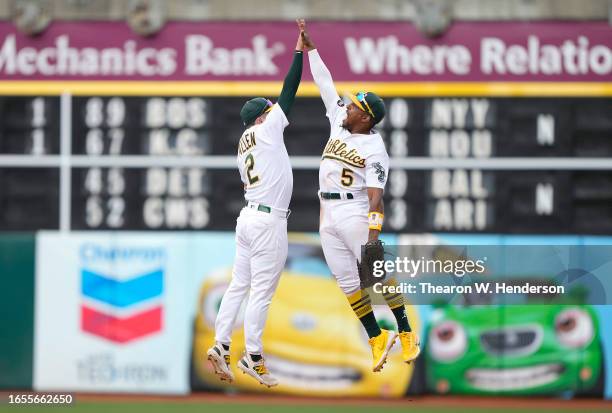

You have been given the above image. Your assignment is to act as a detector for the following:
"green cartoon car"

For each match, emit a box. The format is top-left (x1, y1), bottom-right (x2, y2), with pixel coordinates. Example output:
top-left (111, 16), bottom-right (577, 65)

top-left (425, 303), bottom-right (604, 396)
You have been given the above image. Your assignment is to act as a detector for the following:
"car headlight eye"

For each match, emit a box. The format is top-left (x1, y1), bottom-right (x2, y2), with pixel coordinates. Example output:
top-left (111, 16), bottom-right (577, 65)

top-left (555, 308), bottom-right (594, 348)
top-left (437, 326), bottom-right (455, 342)
top-left (557, 317), bottom-right (576, 332)
top-left (429, 321), bottom-right (467, 362)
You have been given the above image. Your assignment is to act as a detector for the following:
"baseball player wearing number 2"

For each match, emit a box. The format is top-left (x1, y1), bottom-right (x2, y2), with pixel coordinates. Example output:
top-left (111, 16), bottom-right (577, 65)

top-left (299, 20), bottom-right (420, 372)
top-left (206, 26), bottom-right (304, 388)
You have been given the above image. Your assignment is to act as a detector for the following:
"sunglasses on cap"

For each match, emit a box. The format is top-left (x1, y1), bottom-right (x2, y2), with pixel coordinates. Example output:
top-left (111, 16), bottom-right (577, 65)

top-left (264, 99), bottom-right (274, 113)
top-left (350, 91), bottom-right (375, 118)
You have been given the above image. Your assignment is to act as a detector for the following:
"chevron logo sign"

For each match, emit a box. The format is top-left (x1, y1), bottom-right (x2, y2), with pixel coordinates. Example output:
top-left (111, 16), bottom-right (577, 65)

top-left (79, 244), bottom-right (166, 344)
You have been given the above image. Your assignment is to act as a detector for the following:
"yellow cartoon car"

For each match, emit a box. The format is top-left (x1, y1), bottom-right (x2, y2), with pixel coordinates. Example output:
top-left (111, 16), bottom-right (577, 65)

top-left (191, 235), bottom-right (420, 396)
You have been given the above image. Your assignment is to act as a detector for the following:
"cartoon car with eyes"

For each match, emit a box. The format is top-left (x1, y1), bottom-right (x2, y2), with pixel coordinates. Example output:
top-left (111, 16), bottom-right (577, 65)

top-left (426, 303), bottom-right (604, 396)
top-left (191, 236), bottom-right (421, 396)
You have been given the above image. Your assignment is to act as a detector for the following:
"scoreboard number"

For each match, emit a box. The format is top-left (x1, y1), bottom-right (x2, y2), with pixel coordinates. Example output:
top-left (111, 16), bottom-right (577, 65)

top-left (30, 97), bottom-right (47, 155)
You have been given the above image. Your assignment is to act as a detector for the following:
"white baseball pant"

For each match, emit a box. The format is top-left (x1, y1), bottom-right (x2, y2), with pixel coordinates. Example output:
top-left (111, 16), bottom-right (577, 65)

top-left (319, 197), bottom-right (370, 296)
top-left (214, 205), bottom-right (288, 354)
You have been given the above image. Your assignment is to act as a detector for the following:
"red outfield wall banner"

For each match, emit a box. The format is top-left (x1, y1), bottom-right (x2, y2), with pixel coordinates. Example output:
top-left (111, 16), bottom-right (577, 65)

top-left (0, 21), bottom-right (610, 82)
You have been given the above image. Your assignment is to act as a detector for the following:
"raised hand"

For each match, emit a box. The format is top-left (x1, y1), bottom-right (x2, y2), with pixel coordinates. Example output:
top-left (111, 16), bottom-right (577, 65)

top-left (295, 18), bottom-right (304, 51)
top-left (296, 18), bottom-right (315, 50)
top-left (296, 18), bottom-right (306, 33)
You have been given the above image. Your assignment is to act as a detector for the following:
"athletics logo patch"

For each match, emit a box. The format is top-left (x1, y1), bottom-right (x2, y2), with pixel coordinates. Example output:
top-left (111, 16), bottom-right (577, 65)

top-left (373, 162), bottom-right (386, 183)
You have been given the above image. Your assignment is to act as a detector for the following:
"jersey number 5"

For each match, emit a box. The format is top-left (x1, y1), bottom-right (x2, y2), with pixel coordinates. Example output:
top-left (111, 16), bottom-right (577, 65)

top-left (341, 168), bottom-right (353, 187)
top-left (245, 153), bottom-right (259, 185)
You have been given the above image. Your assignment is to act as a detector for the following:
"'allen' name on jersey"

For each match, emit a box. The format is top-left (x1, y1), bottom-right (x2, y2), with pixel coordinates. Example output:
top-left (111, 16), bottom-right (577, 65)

top-left (238, 131), bottom-right (257, 155)
top-left (322, 139), bottom-right (366, 168)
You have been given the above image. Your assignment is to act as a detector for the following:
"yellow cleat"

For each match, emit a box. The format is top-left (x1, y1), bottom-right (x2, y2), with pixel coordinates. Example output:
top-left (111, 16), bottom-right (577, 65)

top-left (368, 329), bottom-right (398, 372)
top-left (399, 331), bottom-right (420, 363)
top-left (237, 354), bottom-right (279, 388)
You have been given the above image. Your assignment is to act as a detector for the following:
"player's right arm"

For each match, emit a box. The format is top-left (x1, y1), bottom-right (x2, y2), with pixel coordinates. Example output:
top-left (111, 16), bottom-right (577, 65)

top-left (298, 19), bottom-right (342, 120)
top-left (260, 30), bottom-right (303, 142)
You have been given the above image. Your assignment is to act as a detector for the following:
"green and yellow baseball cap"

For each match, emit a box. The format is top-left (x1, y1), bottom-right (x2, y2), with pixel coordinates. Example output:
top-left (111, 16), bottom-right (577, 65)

top-left (349, 91), bottom-right (385, 124)
top-left (240, 97), bottom-right (273, 126)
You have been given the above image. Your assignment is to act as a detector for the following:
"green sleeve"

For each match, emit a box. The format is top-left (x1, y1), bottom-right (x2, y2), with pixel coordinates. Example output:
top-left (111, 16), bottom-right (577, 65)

top-left (277, 51), bottom-right (303, 117)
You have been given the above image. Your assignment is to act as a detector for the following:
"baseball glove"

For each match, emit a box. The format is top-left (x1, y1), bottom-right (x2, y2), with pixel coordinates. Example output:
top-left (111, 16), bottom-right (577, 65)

top-left (357, 240), bottom-right (386, 289)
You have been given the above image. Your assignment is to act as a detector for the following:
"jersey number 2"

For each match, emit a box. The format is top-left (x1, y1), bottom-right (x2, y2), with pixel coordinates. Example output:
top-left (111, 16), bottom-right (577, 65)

top-left (245, 153), bottom-right (259, 185)
top-left (341, 168), bottom-right (353, 187)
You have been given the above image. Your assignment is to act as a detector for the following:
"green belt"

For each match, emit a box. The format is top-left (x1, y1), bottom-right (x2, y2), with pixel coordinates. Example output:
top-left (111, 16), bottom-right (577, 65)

top-left (320, 192), bottom-right (354, 200)
top-left (246, 202), bottom-right (271, 213)
top-left (246, 201), bottom-right (292, 218)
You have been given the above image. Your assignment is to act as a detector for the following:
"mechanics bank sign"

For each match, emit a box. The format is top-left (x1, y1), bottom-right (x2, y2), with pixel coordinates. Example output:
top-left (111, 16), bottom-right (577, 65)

top-left (0, 21), bottom-right (609, 81)
top-left (79, 244), bottom-right (165, 344)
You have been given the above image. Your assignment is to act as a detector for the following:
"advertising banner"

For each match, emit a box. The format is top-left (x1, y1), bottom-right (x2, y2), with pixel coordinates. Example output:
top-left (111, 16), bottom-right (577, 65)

top-left (0, 21), bottom-right (610, 82)
top-left (34, 232), bottom-right (192, 394)
top-left (187, 232), bottom-right (612, 398)
top-left (33, 231), bottom-right (612, 398)
top-left (398, 234), bottom-right (612, 398)
top-left (187, 232), bottom-right (424, 397)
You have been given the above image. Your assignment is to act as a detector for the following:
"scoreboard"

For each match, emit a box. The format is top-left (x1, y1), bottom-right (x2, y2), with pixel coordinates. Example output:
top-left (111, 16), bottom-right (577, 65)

top-left (0, 94), bottom-right (611, 233)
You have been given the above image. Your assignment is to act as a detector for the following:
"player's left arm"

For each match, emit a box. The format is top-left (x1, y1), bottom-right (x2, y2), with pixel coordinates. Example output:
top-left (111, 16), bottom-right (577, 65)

top-left (365, 149), bottom-right (389, 241)
top-left (367, 188), bottom-right (384, 242)
top-left (260, 30), bottom-right (303, 143)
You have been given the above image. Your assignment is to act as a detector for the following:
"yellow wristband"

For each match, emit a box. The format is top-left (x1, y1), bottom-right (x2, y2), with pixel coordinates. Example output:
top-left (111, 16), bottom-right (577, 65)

top-left (368, 212), bottom-right (384, 231)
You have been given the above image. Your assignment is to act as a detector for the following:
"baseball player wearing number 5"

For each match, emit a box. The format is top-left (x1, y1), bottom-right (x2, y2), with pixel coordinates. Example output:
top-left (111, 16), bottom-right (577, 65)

top-left (206, 27), bottom-right (304, 388)
top-left (299, 20), bottom-right (420, 372)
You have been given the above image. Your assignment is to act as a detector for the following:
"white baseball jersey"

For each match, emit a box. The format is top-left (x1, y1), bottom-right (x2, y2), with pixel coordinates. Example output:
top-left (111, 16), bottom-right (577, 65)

top-left (237, 103), bottom-right (292, 210)
top-left (309, 49), bottom-right (390, 296)
top-left (308, 50), bottom-right (389, 197)
top-left (319, 111), bottom-right (389, 195)
top-left (215, 103), bottom-right (291, 354)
